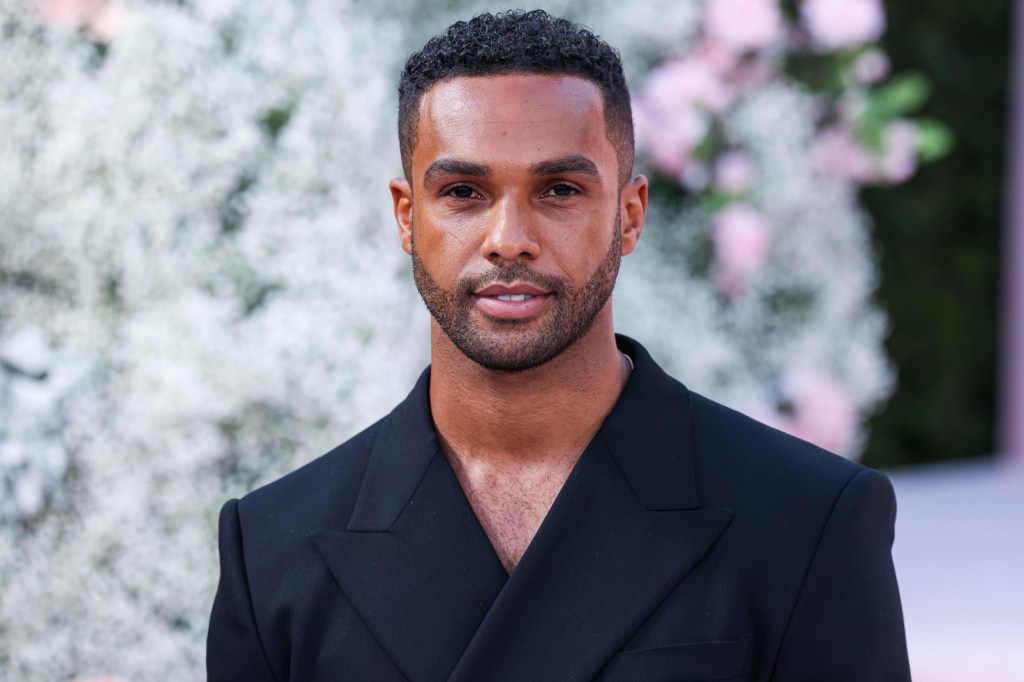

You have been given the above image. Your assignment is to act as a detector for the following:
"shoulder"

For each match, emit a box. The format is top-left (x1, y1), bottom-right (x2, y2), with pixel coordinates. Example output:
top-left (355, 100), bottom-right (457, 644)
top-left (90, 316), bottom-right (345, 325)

top-left (686, 390), bottom-right (892, 526)
top-left (235, 416), bottom-right (385, 536)
top-left (617, 335), bottom-right (884, 516)
top-left (689, 391), bottom-right (862, 481)
top-left (224, 366), bottom-right (435, 544)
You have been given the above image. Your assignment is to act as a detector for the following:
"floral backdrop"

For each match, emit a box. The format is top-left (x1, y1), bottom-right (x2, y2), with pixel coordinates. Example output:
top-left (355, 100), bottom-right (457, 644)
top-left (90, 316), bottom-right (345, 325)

top-left (0, 0), bottom-right (946, 678)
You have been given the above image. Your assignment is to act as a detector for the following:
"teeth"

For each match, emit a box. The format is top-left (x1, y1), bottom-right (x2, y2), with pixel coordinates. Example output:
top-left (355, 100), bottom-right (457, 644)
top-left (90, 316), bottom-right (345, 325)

top-left (497, 294), bottom-right (532, 302)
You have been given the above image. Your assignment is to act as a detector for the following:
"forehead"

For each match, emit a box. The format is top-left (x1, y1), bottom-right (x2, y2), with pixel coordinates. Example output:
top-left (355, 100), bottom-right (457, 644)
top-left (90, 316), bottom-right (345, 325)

top-left (412, 74), bottom-right (615, 177)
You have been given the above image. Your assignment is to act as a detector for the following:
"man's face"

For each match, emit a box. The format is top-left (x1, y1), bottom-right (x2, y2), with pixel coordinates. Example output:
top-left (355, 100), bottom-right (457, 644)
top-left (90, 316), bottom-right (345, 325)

top-left (391, 74), bottom-right (645, 371)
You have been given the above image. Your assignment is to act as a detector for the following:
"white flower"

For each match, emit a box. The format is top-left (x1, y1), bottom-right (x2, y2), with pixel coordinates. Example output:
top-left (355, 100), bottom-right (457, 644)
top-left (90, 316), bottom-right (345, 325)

top-left (0, 330), bottom-right (75, 524)
top-left (0, 328), bottom-right (52, 378)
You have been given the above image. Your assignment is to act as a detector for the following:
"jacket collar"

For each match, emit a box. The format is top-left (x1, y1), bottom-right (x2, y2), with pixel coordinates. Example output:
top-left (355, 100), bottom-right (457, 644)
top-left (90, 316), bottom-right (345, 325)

top-left (602, 335), bottom-right (699, 510)
top-left (346, 365), bottom-right (437, 532)
top-left (346, 334), bottom-right (699, 533)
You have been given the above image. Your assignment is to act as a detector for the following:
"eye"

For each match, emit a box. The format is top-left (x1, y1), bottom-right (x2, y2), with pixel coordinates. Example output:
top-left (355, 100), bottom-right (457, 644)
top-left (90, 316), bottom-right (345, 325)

top-left (445, 184), bottom-right (479, 199)
top-left (545, 183), bottom-right (580, 198)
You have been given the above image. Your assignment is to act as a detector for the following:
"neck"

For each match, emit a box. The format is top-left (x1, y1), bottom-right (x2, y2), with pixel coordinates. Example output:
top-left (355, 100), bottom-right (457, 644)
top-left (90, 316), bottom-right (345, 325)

top-left (428, 310), bottom-right (629, 466)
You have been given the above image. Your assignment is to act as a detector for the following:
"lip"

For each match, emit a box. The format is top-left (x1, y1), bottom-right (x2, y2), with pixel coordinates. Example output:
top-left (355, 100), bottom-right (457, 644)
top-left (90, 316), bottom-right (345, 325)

top-left (473, 282), bottom-right (551, 320)
top-left (473, 282), bottom-right (548, 297)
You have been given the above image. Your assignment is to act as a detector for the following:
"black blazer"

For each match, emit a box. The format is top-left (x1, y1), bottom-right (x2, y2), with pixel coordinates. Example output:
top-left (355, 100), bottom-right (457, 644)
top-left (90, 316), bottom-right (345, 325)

top-left (208, 336), bottom-right (910, 681)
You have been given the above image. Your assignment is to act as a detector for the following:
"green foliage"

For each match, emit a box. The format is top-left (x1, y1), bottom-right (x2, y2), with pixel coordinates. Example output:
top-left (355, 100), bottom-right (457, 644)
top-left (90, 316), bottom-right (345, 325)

top-left (260, 104), bottom-right (293, 142)
top-left (870, 72), bottom-right (931, 117)
top-left (914, 118), bottom-right (955, 161)
top-left (859, 73), bottom-right (930, 151)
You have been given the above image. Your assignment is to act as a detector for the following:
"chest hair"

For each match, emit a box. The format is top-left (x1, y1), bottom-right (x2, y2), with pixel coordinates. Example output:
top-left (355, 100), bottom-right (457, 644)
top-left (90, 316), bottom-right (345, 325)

top-left (454, 458), bottom-right (577, 574)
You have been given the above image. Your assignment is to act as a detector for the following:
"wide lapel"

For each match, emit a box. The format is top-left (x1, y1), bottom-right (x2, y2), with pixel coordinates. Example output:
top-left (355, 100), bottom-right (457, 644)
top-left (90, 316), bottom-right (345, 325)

top-left (310, 369), bottom-right (508, 682)
top-left (449, 337), bottom-right (734, 682)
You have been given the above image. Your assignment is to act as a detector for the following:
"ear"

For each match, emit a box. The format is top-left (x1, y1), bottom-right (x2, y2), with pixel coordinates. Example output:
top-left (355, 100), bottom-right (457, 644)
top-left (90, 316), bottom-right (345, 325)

top-left (619, 175), bottom-right (648, 256)
top-left (390, 177), bottom-right (414, 255)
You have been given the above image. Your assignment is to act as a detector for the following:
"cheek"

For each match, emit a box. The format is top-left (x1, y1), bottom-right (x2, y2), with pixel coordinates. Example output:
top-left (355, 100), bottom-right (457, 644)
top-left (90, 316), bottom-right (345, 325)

top-left (549, 210), bottom-right (618, 278)
top-left (413, 210), bottom-right (480, 276)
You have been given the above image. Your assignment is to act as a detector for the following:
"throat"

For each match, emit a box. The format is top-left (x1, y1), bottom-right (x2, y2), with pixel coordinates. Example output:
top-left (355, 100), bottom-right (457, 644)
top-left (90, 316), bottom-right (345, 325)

top-left (443, 444), bottom-right (580, 574)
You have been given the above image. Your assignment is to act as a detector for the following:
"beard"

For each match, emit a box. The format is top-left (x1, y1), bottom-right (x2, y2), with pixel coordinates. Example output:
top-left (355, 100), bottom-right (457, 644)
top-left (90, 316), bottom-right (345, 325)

top-left (411, 216), bottom-right (622, 373)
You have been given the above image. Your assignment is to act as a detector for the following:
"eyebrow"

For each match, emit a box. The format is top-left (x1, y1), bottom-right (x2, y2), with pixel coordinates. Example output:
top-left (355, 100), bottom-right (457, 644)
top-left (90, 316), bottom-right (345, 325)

top-left (422, 154), bottom-right (602, 185)
top-left (530, 155), bottom-right (601, 179)
top-left (423, 158), bottom-right (488, 185)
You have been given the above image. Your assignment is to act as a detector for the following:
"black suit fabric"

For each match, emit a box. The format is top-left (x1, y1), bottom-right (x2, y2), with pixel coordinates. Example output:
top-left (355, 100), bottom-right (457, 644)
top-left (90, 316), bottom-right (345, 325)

top-left (208, 336), bottom-right (910, 681)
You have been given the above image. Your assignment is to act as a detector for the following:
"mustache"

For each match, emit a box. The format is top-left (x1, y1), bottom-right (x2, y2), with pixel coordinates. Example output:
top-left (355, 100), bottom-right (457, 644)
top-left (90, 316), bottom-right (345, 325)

top-left (456, 262), bottom-right (567, 294)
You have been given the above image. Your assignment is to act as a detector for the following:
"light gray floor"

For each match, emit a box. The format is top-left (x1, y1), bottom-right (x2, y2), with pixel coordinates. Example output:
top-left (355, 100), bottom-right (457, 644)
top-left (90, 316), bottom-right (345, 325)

top-left (889, 461), bottom-right (1024, 681)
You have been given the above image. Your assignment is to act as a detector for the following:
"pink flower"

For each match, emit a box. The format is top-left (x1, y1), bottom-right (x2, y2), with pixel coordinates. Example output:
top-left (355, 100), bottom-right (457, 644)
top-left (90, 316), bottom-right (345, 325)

top-left (779, 367), bottom-right (858, 455)
top-left (876, 120), bottom-right (919, 184)
top-left (710, 204), bottom-right (772, 297)
top-left (694, 39), bottom-right (742, 77)
top-left (812, 125), bottom-right (873, 180)
top-left (714, 151), bottom-right (754, 193)
top-left (634, 57), bottom-right (735, 179)
top-left (704, 0), bottom-right (786, 53)
top-left (39, 0), bottom-right (102, 27)
top-left (644, 57), bottom-right (735, 114)
top-left (850, 48), bottom-right (891, 84)
top-left (801, 0), bottom-right (886, 50)
top-left (39, 0), bottom-right (134, 42)
top-left (813, 122), bottom-right (919, 185)
top-left (633, 97), bottom-right (708, 178)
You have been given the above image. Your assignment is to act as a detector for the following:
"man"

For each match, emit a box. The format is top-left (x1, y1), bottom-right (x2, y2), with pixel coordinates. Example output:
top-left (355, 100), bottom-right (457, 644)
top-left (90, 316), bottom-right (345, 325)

top-left (208, 10), bottom-right (910, 681)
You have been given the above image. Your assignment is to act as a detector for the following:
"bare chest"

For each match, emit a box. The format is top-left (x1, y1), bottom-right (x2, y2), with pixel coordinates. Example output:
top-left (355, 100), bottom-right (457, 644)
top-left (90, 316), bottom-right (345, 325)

top-left (454, 461), bottom-right (575, 574)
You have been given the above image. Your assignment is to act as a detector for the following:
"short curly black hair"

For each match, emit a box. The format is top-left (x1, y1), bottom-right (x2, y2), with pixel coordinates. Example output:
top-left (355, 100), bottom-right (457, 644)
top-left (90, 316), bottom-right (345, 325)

top-left (398, 10), bottom-right (634, 184)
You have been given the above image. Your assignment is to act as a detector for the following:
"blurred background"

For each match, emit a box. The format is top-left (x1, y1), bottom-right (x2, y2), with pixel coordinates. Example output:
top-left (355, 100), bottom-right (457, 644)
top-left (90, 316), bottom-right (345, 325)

top-left (0, 0), bottom-right (1020, 679)
top-left (863, 0), bottom-right (1008, 471)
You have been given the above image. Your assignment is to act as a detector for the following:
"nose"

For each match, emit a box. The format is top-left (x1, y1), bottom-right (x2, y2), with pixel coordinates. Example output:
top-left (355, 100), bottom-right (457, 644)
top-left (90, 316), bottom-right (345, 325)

top-left (480, 196), bottom-right (540, 264)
